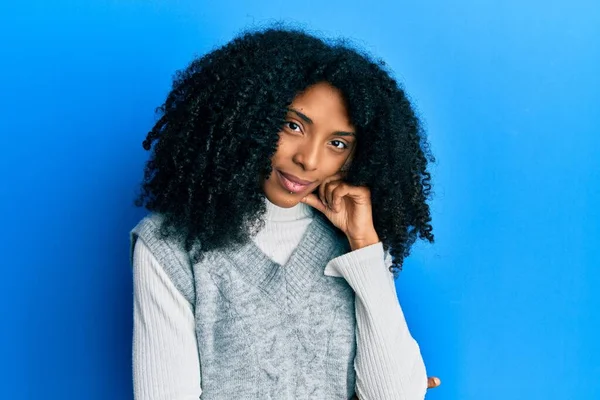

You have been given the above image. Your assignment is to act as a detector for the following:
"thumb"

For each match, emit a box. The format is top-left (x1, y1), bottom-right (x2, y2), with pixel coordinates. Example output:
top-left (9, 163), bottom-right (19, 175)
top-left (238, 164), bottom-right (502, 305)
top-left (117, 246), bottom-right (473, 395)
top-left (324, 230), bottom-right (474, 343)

top-left (427, 377), bottom-right (441, 389)
top-left (300, 193), bottom-right (327, 214)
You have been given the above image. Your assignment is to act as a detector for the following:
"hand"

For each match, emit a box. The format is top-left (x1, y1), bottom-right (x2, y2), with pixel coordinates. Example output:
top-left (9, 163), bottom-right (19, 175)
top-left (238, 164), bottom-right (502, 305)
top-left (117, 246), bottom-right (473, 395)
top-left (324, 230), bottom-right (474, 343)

top-left (428, 376), bottom-right (441, 388)
top-left (350, 377), bottom-right (441, 399)
top-left (300, 174), bottom-right (379, 250)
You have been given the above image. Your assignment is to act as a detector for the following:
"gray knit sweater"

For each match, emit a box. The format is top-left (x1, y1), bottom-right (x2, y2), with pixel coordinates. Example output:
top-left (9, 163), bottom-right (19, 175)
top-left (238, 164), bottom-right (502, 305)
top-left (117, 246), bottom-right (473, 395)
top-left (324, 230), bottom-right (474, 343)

top-left (130, 205), bottom-right (428, 399)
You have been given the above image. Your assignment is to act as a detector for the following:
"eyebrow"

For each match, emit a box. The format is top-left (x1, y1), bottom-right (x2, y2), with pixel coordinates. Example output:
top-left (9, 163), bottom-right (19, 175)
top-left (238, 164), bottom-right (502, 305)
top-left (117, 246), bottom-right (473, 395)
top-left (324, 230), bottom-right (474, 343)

top-left (288, 108), bottom-right (356, 137)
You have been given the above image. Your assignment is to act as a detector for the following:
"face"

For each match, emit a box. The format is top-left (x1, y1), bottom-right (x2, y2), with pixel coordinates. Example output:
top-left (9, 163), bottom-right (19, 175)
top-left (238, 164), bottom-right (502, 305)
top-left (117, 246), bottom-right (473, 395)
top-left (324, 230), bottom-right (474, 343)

top-left (262, 81), bottom-right (357, 208)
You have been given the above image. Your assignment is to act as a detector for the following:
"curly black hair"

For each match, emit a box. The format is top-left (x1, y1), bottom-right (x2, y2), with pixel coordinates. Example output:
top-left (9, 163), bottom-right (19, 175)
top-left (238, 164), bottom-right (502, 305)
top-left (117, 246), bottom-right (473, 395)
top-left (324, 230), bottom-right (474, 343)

top-left (134, 26), bottom-right (435, 276)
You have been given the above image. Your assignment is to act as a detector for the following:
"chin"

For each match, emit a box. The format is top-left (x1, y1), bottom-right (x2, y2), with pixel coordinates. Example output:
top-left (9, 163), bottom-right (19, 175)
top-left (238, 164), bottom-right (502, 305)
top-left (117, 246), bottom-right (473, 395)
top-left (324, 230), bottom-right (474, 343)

top-left (262, 173), bottom-right (309, 208)
top-left (267, 193), bottom-right (301, 208)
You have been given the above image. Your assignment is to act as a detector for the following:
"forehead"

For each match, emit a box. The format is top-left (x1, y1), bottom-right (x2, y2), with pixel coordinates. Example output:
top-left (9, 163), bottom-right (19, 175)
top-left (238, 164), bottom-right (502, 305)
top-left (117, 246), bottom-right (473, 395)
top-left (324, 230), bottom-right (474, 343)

top-left (290, 82), bottom-right (354, 129)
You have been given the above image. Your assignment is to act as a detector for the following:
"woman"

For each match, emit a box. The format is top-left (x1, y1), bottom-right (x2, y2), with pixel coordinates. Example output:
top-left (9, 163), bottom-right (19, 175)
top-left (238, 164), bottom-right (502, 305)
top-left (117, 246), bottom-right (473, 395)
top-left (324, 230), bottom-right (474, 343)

top-left (130, 27), bottom-right (440, 399)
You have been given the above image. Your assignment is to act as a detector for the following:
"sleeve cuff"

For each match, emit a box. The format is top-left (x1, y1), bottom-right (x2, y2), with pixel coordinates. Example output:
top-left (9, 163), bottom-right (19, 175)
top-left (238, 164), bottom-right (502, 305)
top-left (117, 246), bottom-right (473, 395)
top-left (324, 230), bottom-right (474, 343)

top-left (324, 241), bottom-right (386, 278)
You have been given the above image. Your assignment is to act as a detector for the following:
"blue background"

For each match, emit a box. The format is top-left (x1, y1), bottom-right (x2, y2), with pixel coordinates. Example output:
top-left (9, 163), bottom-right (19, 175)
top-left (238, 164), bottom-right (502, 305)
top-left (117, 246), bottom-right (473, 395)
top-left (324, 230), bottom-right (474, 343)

top-left (1, 0), bottom-right (598, 399)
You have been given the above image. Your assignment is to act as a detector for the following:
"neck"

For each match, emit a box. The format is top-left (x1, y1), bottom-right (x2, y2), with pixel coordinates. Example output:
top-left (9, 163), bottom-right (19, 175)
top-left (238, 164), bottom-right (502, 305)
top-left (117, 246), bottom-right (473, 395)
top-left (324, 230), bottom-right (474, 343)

top-left (263, 196), bottom-right (313, 222)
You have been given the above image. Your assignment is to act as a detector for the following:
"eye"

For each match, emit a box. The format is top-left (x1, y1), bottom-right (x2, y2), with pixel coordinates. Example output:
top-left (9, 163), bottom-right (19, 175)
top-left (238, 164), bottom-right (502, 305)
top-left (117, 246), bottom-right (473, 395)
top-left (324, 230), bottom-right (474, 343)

top-left (285, 121), bottom-right (302, 133)
top-left (330, 140), bottom-right (348, 150)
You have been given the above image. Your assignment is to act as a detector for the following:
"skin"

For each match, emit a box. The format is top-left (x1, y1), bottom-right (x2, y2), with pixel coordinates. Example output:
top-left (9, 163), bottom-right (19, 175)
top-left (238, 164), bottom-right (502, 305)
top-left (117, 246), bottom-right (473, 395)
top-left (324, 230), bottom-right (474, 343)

top-left (262, 81), bottom-right (358, 209)
top-left (262, 81), bottom-right (441, 394)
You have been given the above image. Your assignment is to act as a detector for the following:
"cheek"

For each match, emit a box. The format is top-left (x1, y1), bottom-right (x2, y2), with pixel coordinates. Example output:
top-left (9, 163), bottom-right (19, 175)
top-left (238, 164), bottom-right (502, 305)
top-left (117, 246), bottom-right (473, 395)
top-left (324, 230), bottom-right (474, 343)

top-left (270, 135), bottom-right (292, 161)
top-left (322, 157), bottom-right (347, 174)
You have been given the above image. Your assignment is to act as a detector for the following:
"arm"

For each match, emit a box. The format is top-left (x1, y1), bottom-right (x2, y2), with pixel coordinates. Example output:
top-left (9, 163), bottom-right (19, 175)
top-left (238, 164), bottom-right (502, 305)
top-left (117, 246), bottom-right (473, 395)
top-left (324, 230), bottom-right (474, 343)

top-left (132, 239), bottom-right (202, 400)
top-left (325, 242), bottom-right (428, 400)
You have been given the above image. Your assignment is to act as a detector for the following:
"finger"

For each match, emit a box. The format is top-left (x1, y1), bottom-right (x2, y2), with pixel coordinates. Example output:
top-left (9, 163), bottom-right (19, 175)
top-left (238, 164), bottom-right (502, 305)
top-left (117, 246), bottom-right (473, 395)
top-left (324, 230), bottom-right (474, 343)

top-left (326, 181), bottom-right (343, 211)
top-left (427, 377), bottom-right (441, 389)
top-left (318, 179), bottom-right (328, 208)
top-left (319, 174), bottom-right (344, 208)
top-left (331, 182), bottom-right (367, 207)
top-left (337, 184), bottom-right (371, 204)
top-left (300, 193), bottom-right (327, 214)
top-left (328, 181), bottom-right (349, 212)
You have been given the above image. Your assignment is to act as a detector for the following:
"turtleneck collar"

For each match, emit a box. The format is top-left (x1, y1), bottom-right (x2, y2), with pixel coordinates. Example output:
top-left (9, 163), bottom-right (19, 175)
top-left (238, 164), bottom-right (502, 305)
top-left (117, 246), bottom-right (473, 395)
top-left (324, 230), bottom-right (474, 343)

top-left (263, 196), bottom-right (314, 222)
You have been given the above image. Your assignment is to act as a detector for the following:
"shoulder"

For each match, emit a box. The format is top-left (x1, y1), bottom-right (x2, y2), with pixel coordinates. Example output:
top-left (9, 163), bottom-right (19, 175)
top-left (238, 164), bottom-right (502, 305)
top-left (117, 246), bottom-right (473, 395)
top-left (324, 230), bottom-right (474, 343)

top-left (129, 213), bottom-right (170, 265)
top-left (129, 212), bottom-right (196, 305)
top-left (130, 212), bottom-right (166, 239)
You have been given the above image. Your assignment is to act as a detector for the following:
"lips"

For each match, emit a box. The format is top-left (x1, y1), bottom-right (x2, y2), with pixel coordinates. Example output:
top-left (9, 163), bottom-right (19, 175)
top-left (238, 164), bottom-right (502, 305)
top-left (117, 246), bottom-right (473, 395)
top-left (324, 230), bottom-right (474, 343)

top-left (276, 170), bottom-right (315, 194)
top-left (279, 171), bottom-right (314, 185)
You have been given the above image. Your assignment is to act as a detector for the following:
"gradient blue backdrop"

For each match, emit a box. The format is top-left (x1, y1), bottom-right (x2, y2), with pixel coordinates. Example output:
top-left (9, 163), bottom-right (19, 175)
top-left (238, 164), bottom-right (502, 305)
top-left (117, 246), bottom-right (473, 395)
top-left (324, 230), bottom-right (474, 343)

top-left (1, 0), bottom-right (598, 399)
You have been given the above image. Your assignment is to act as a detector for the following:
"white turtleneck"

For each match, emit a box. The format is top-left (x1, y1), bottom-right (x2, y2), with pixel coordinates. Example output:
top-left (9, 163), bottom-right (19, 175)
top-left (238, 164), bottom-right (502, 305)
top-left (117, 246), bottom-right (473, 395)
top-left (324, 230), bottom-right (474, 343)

top-left (132, 197), bottom-right (428, 400)
top-left (251, 197), bottom-right (314, 265)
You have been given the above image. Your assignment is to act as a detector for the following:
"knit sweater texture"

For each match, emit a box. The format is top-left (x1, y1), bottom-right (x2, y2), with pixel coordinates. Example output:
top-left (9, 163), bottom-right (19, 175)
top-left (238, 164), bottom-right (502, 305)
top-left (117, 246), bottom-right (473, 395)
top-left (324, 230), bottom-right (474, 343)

top-left (130, 198), bottom-right (427, 399)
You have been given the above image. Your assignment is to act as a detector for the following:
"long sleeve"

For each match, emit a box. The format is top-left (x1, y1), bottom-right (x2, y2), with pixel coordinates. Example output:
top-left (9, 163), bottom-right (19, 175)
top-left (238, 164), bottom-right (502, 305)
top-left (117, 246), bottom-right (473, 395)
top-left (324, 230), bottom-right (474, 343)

top-left (132, 239), bottom-right (202, 400)
top-left (324, 242), bottom-right (428, 400)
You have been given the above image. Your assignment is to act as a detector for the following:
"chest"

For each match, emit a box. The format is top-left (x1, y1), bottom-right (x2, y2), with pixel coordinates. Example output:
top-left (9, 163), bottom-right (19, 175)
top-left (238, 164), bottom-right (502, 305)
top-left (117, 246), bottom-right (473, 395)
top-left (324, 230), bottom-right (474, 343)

top-left (192, 240), bottom-right (358, 399)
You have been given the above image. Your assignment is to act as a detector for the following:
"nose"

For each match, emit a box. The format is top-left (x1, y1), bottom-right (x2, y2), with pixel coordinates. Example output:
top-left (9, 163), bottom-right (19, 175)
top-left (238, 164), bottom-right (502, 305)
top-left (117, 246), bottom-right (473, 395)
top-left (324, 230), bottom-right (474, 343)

top-left (292, 139), bottom-right (320, 171)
